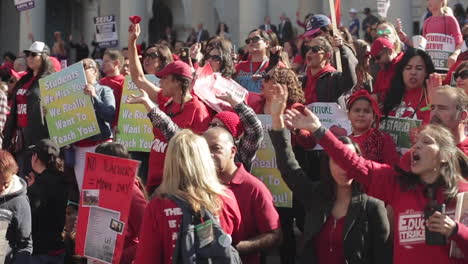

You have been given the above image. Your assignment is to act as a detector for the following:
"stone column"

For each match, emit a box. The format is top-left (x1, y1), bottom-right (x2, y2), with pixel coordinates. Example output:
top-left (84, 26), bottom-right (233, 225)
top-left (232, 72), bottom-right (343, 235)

top-left (238, 0), bottom-right (267, 45)
top-left (386, 0), bottom-right (413, 37)
top-left (82, 0), bottom-right (99, 50)
top-left (191, 0), bottom-right (216, 36)
top-left (119, 0), bottom-right (147, 48)
top-left (19, 0), bottom-right (46, 51)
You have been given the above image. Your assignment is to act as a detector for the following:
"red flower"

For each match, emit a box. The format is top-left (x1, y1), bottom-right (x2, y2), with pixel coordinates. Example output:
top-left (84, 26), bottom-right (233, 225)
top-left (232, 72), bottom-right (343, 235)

top-left (129, 15), bottom-right (141, 24)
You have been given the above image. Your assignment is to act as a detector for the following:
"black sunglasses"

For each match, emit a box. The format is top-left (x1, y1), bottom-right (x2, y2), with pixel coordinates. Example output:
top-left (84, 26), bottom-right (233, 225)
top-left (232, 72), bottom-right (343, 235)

top-left (245, 36), bottom-right (263, 45)
top-left (303, 45), bottom-right (324, 54)
top-left (205, 54), bottom-right (223, 62)
top-left (25, 51), bottom-right (41, 57)
top-left (454, 70), bottom-right (468, 80)
top-left (144, 52), bottom-right (160, 59)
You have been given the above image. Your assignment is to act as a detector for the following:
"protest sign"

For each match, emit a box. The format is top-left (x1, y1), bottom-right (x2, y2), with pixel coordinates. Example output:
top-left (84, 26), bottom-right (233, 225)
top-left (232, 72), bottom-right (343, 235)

top-left (377, 0), bottom-right (391, 18)
top-left (39, 62), bottom-right (100, 147)
top-left (306, 103), bottom-right (351, 150)
top-left (425, 33), bottom-right (456, 71)
top-left (94, 15), bottom-right (118, 48)
top-left (115, 75), bottom-right (160, 152)
top-left (76, 153), bottom-right (140, 264)
top-left (193, 64), bottom-right (248, 113)
top-left (14, 0), bottom-right (34, 11)
top-left (251, 115), bottom-right (292, 208)
top-left (380, 117), bottom-right (421, 154)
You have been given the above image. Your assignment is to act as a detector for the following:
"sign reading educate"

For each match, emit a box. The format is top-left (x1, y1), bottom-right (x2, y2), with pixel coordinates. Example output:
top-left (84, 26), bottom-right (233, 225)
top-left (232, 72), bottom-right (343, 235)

top-left (39, 62), bottom-right (100, 147)
top-left (307, 102), bottom-right (351, 150)
top-left (76, 153), bottom-right (140, 264)
top-left (115, 75), bottom-right (159, 152)
top-left (425, 33), bottom-right (455, 71)
top-left (251, 115), bottom-right (293, 208)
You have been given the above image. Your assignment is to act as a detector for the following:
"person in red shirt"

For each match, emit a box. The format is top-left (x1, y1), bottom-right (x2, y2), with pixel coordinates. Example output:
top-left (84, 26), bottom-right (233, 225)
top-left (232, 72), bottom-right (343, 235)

top-left (127, 23), bottom-right (210, 194)
top-left (135, 129), bottom-right (241, 264)
top-left (203, 127), bottom-right (281, 264)
top-left (382, 48), bottom-right (435, 124)
top-left (283, 107), bottom-right (468, 264)
top-left (370, 37), bottom-right (405, 101)
top-left (347, 90), bottom-right (399, 165)
top-left (100, 49), bottom-right (125, 129)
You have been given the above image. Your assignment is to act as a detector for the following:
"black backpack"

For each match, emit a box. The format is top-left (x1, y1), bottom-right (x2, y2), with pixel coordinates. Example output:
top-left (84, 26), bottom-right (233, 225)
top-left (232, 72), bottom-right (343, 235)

top-left (168, 195), bottom-right (242, 264)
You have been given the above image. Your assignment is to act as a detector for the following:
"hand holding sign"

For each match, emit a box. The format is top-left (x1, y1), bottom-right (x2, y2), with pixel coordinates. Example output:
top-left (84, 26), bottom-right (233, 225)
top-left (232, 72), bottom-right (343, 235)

top-left (84, 84), bottom-right (97, 98)
top-left (448, 53), bottom-right (458, 69)
top-left (215, 91), bottom-right (241, 108)
top-left (284, 108), bottom-right (321, 133)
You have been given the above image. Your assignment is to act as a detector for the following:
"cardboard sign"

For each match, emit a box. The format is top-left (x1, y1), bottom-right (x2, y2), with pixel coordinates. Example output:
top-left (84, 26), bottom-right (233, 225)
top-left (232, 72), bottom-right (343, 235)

top-left (94, 15), bottom-right (118, 48)
top-left (425, 33), bottom-right (456, 71)
top-left (193, 64), bottom-right (248, 113)
top-left (39, 62), bottom-right (100, 147)
top-left (251, 115), bottom-right (293, 208)
top-left (76, 153), bottom-right (140, 264)
top-left (380, 117), bottom-right (421, 154)
top-left (115, 75), bottom-right (160, 152)
top-left (14, 0), bottom-right (34, 11)
top-left (306, 103), bottom-right (351, 150)
top-left (377, 0), bottom-right (391, 18)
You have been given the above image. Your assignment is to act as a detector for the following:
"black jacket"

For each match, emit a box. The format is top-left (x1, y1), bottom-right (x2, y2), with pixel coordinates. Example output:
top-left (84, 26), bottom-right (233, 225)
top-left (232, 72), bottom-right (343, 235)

top-left (0, 176), bottom-right (32, 264)
top-left (278, 20), bottom-right (294, 43)
top-left (3, 74), bottom-right (49, 150)
top-left (270, 129), bottom-right (391, 264)
top-left (28, 168), bottom-right (68, 255)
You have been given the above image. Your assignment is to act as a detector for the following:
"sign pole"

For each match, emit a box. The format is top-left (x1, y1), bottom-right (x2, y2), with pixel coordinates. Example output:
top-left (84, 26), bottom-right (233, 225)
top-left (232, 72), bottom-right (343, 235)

top-left (328, 0), bottom-right (342, 72)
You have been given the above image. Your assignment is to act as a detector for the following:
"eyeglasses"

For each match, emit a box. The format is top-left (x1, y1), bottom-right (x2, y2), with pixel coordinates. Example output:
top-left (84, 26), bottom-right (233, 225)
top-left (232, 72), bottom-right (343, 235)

top-left (454, 70), bottom-right (468, 80)
top-left (205, 54), bottom-right (223, 62)
top-left (377, 29), bottom-right (392, 36)
top-left (84, 66), bottom-right (96, 71)
top-left (370, 27), bottom-right (378, 31)
top-left (304, 45), bottom-right (324, 54)
top-left (25, 51), bottom-right (41, 57)
top-left (144, 52), bottom-right (160, 59)
top-left (245, 36), bottom-right (263, 45)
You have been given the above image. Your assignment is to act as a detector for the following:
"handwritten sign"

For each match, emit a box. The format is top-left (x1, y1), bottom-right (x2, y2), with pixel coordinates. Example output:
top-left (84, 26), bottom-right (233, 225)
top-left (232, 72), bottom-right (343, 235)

top-left (251, 115), bottom-right (292, 208)
top-left (76, 153), bottom-right (140, 264)
top-left (115, 75), bottom-right (159, 152)
top-left (307, 103), bottom-right (351, 150)
top-left (380, 117), bottom-right (421, 154)
top-left (425, 33), bottom-right (455, 71)
top-left (14, 0), bottom-right (34, 11)
top-left (94, 15), bottom-right (118, 48)
top-left (39, 62), bottom-right (100, 147)
top-left (193, 64), bottom-right (248, 113)
top-left (377, 0), bottom-right (391, 18)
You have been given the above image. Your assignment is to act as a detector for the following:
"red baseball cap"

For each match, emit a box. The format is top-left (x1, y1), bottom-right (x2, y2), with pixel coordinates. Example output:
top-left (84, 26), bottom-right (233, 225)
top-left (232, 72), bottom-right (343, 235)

top-left (370, 37), bottom-right (394, 57)
top-left (155, 61), bottom-right (193, 79)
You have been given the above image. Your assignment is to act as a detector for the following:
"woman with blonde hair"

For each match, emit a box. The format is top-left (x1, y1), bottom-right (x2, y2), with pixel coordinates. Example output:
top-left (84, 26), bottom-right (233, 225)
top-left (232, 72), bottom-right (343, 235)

top-left (135, 129), bottom-right (241, 264)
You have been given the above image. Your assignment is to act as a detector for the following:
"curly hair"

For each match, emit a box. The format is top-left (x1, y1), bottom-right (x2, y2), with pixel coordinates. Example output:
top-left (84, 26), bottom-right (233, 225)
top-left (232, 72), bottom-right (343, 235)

top-left (200, 40), bottom-right (235, 78)
top-left (271, 67), bottom-right (305, 104)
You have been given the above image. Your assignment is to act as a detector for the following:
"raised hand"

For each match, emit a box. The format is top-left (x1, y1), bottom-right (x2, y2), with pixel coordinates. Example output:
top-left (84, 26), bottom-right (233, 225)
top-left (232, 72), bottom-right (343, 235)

top-left (126, 88), bottom-right (150, 105)
top-left (216, 91), bottom-right (242, 107)
top-left (426, 73), bottom-right (443, 104)
top-left (128, 23), bottom-right (141, 43)
top-left (284, 108), bottom-right (321, 132)
top-left (269, 83), bottom-right (288, 118)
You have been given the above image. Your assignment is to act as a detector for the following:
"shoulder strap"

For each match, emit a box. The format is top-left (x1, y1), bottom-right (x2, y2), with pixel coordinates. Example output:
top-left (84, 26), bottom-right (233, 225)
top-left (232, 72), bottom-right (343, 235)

top-left (168, 194), bottom-right (194, 264)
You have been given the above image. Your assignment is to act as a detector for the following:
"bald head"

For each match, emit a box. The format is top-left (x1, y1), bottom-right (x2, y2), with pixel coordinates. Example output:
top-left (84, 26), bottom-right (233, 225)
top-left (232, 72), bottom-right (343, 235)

top-left (203, 127), bottom-right (237, 175)
top-left (204, 126), bottom-right (235, 147)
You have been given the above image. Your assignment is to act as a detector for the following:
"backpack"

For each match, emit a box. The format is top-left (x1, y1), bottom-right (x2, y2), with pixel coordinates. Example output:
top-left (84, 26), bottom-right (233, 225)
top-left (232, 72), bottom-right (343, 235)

top-left (168, 195), bottom-right (242, 264)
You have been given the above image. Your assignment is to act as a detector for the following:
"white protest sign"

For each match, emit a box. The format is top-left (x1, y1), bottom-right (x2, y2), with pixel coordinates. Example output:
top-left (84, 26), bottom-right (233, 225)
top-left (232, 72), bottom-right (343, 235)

top-left (94, 15), bottom-right (118, 48)
top-left (377, 0), bottom-right (391, 18)
top-left (306, 102), bottom-right (351, 150)
top-left (425, 33), bottom-right (456, 71)
top-left (14, 0), bottom-right (34, 11)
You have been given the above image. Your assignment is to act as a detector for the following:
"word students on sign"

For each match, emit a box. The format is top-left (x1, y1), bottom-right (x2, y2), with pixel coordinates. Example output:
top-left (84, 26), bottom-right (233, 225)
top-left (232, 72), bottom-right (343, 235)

top-left (39, 62), bottom-right (100, 147)
top-left (76, 152), bottom-right (140, 264)
top-left (425, 33), bottom-right (456, 71)
top-left (116, 75), bottom-right (159, 151)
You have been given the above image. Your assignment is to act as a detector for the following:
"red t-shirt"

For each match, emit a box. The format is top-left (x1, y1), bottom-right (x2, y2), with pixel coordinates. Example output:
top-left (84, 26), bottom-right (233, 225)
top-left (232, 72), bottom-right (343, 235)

top-left (350, 128), bottom-right (400, 166)
top-left (146, 95), bottom-right (211, 191)
top-left (423, 15), bottom-right (463, 46)
top-left (315, 216), bottom-right (346, 264)
top-left (387, 87), bottom-right (431, 124)
top-left (16, 77), bottom-right (36, 128)
top-left (134, 189), bottom-right (241, 264)
top-left (374, 52), bottom-right (405, 101)
top-left (228, 163), bottom-right (280, 264)
top-left (100, 75), bottom-right (125, 127)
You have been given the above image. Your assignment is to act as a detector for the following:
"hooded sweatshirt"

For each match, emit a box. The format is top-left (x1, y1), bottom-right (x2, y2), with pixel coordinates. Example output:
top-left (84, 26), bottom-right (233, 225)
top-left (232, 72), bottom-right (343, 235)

top-left (0, 175), bottom-right (32, 264)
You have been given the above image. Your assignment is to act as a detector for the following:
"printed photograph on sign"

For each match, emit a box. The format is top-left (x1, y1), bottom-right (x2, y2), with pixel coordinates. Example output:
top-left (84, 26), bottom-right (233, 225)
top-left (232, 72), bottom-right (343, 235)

top-left (82, 189), bottom-right (100, 207)
top-left (109, 219), bottom-right (125, 234)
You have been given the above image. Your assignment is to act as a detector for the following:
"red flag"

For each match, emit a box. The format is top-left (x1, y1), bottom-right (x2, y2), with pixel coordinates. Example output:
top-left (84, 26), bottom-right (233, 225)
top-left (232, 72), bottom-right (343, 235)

top-left (335, 0), bottom-right (341, 26)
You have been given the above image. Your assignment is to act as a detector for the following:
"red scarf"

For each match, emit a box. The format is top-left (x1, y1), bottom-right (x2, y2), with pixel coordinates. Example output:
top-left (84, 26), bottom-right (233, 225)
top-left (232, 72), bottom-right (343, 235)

top-left (304, 64), bottom-right (336, 104)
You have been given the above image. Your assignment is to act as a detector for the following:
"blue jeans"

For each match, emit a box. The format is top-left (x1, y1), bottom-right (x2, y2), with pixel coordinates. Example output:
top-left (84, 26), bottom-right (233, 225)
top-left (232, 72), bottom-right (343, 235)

top-left (32, 254), bottom-right (64, 264)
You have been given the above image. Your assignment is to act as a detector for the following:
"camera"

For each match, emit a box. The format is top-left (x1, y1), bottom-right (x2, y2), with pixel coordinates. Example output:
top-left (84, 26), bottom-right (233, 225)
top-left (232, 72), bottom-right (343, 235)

top-left (424, 203), bottom-right (446, 245)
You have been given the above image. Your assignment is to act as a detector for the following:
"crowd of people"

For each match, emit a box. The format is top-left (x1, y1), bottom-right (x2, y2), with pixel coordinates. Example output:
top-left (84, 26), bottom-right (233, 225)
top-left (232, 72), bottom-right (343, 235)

top-left (0, 0), bottom-right (468, 263)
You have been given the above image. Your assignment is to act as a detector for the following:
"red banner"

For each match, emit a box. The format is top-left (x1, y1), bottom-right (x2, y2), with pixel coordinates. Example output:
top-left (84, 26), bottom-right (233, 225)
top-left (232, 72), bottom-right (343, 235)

top-left (76, 153), bottom-right (140, 264)
top-left (335, 0), bottom-right (341, 26)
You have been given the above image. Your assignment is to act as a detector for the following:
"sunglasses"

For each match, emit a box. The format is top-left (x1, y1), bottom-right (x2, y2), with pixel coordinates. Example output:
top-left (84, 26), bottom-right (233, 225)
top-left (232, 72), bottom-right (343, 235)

top-left (205, 54), bottom-right (222, 62)
top-left (370, 27), bottom-right (378, 31)
top-left (377, 29), bottom-right (392, 36)
top-left (245, 36), bottom-right (263, 45)
top-left (209, 122), bottom-right (226, 128)
top-left (25, 51), bottom-right (41, 57)
top-left (454, 70), bottom-right (468, 80)
top-left (144, 52), bottom-right (160, 59)
top-left (303, 45), bottom-right (324, 54)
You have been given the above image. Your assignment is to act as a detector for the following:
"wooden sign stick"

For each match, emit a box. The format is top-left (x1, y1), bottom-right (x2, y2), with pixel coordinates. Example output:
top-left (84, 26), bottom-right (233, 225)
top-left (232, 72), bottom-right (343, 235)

top-left (328, 0), bottom-right (342, 72)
